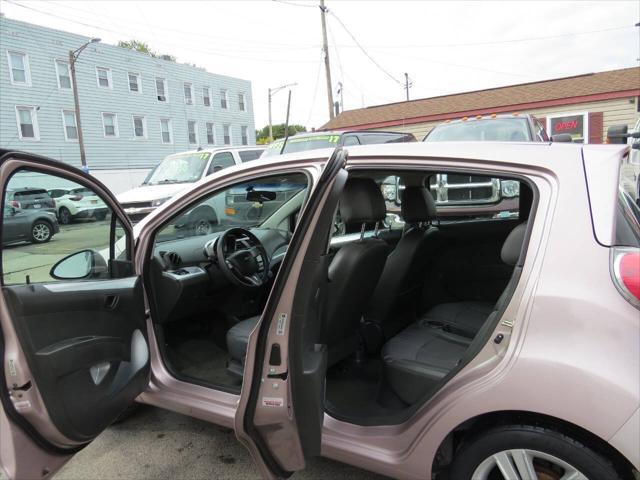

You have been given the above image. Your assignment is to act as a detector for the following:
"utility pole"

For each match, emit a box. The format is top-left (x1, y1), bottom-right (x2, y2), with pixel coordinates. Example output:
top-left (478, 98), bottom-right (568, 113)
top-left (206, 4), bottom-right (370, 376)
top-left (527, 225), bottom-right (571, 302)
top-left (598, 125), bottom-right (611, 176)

top-left (319, 0), bottom-right (334, 120)
top-left (69, 38), bottom-right (100, 173)
top-left (404, 72), bottom-right (411, 101)
top-left (337, 81), bottom-right (343, 113)
top-left (268, 83), bottom-right (297, 142)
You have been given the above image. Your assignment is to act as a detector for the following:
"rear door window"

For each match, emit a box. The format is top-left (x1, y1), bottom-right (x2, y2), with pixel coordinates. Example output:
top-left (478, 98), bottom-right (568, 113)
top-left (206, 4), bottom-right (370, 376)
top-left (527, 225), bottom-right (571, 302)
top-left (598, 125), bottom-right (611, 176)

top-left (238, 150), bottom-right (263, 162)
top-left (207, 152), bottom-right (236, 175)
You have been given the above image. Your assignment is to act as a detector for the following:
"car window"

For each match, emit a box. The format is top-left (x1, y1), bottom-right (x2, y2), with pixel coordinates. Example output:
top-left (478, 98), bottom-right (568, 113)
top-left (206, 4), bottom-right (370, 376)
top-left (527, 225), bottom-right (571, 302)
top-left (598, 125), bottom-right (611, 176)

top-left (238, 150), bottom-right (264, 162)
top-left (154, 172), bottom-right (308, 244)
top-left (425, 118), bottom-right (530, 142)
top-left (207, 152), bottom-right (236, 175)
top-left (262, 134), bottom-right (340, 157)
top-left (146, 152), bottom-right (212, 185)
top-left (342, 135), bottom-right (360, 146)
top-left (1, 168), bottom-right (125, 285)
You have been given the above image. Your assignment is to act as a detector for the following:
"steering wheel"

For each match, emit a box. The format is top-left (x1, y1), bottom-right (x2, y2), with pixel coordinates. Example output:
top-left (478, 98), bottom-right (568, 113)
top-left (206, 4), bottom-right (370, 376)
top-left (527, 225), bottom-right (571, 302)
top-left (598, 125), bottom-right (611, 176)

top-left (215, 228), bottom-right (269, 289)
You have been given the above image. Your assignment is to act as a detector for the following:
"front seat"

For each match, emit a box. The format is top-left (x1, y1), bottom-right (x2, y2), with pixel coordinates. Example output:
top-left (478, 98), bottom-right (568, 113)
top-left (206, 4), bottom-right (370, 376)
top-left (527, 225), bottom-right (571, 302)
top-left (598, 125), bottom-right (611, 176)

top-left (362, 186), bottom-right (442, 351)
top-left (225, 177), bottom-right (389, 377)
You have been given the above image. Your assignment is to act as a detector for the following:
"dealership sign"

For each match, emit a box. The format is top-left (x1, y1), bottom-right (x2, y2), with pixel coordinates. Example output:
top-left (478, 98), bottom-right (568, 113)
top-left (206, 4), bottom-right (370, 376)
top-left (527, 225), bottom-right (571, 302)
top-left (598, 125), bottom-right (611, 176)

top-left (548, 113), bottom-right (587, 143)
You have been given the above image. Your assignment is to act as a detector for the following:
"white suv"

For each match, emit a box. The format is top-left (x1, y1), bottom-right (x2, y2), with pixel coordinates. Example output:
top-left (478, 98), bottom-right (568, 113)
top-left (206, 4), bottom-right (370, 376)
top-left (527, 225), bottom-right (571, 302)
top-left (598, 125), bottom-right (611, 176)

top-left (117, 146), bottom-right (264, 222)
top-left (47, 186), bottom-right (108, 224)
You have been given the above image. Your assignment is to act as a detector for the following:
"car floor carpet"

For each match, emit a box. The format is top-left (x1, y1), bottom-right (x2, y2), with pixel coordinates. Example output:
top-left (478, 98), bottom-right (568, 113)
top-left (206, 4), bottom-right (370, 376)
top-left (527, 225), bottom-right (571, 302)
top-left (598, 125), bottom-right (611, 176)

top-left (166, 338), bottom-right (241, 390)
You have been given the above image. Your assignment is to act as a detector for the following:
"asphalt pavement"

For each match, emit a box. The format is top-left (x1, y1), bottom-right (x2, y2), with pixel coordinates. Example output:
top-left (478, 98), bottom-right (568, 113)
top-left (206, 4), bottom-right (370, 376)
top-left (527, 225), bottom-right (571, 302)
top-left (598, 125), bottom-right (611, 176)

top-left (48, 405), bottom-right (385, 480)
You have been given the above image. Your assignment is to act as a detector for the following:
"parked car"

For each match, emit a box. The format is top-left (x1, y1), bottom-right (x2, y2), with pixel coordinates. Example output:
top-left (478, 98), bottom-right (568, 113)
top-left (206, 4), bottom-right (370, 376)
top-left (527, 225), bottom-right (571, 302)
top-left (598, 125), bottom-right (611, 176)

top-left (116, 146), bottom-right (265, 223)
top-left (5, 187), bottom-right (56, 214)
top-left (2, 204), bottom-right (59, 244)
top-left (47, 186), bottom-right (108, 224)
top-left (422, 113), bottom-right (570, 143)
top-left (261, 129), bottom-right (416, 158)
top-left (0, 142), bottom-right (638, 480)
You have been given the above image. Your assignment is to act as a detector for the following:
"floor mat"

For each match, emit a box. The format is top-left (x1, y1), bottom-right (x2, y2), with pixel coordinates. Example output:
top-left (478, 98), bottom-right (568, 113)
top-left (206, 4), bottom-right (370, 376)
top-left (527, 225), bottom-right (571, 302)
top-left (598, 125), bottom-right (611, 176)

top-left (166, 338), bottom-right (241, 390)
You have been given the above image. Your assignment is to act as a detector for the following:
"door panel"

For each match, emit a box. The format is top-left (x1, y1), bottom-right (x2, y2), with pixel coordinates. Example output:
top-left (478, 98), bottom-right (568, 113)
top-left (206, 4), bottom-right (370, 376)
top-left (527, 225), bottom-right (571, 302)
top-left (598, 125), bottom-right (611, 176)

top-left (236, 148), bottom-right (347, 477)
top-left (0, 152), bottom-right (148, 479)
top-left (3, 278), bottom-right (147, 442)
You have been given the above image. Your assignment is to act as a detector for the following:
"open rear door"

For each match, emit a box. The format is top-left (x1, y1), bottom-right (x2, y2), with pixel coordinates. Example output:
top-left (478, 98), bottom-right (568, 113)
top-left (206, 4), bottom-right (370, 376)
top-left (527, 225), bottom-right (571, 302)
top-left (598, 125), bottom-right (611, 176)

top-left (0, 152), bottom-right (149, 479)
top-left (236, 147), bottom-right (348, 478)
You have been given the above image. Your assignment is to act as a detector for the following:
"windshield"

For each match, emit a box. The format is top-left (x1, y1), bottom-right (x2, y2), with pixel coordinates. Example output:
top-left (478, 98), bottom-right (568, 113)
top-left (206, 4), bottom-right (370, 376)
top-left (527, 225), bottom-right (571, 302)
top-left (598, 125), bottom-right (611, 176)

top-left (145, 152), bottom-right (212, 185)
top-left (262, 134), bottom-right (341, 157)
top-left (425, 118), bottom-right (531, 142)
top-left (155, 172), bottom-right (308, 243)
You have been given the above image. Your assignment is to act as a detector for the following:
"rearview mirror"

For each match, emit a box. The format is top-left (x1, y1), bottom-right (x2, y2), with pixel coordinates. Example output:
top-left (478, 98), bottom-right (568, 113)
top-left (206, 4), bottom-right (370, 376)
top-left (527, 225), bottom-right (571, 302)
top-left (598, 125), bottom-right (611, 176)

top-left (246, 190), bottom-right (276, 203)
top-left (607, 125), bottom-right (629, 144)
top-left (551, 133), bottom-right (573, 143)
top-left (50, 249), bottom-right (107, 280)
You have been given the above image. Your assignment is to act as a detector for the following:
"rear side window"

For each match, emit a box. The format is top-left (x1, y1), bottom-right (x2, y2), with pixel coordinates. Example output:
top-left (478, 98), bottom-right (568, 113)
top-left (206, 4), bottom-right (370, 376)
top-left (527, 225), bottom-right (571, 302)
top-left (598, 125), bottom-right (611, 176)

top-left (238, 150), bottom-right (263, 162)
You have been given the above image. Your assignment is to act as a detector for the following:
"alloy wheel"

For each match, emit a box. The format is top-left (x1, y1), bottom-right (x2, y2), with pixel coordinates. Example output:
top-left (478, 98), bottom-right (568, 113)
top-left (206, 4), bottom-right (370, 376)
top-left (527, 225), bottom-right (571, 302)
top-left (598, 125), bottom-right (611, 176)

top-left (59, 207), bottom-right (72, 224)
top-left (472, 449), bottom-right (588, 480)
top-left (194, 219), bottom-right (212, 236)
top-left (32, 222), bottom-right (51, 242)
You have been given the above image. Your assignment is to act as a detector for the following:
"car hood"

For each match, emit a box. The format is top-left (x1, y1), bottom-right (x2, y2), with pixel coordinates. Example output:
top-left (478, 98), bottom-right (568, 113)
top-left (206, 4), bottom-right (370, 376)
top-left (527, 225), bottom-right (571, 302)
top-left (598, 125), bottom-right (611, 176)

top-left (116, 183), bottom-right (189, 203)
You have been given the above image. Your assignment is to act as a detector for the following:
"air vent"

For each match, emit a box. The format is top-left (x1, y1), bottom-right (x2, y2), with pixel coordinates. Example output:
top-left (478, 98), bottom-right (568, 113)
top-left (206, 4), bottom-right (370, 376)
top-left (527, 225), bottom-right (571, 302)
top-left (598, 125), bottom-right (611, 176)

top-left (161, 251), bottom-right (182, 268)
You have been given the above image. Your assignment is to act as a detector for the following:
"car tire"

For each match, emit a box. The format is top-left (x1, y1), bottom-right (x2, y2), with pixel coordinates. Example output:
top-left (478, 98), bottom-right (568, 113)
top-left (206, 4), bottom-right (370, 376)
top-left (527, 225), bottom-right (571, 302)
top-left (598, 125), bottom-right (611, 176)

top-left (94, 211), bottom-right (107, 221)
top-left (188, 206), bottom-right (218, 236)
top-left (31, 221), bottom-right (53, 244)
top-left (58, 207), bottom-right (72, 225)
top-left (450, 424), bottom-right (622, 480)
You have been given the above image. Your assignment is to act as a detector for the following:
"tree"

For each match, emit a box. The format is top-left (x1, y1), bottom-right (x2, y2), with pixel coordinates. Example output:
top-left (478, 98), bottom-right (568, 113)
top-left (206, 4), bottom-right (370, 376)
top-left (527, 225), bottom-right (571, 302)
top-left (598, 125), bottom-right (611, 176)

top-left (256, 124), bottom-right (307, 143)
top-left (117, 40), bottom-right (176, 62)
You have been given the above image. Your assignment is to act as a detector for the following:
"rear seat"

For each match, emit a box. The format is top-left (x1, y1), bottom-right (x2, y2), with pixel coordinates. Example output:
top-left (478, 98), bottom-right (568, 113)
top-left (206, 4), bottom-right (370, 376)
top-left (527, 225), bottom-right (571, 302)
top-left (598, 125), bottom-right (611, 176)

top-left (381, 222), bottom-right (527, 404)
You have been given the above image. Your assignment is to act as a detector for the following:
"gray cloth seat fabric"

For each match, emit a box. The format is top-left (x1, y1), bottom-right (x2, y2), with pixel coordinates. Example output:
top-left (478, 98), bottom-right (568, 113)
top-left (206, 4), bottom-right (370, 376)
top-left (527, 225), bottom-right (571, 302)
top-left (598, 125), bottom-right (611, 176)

top-left (382, 222), bottom-right (527, 404)
top-left (225, 177), bottom-right (389, 377)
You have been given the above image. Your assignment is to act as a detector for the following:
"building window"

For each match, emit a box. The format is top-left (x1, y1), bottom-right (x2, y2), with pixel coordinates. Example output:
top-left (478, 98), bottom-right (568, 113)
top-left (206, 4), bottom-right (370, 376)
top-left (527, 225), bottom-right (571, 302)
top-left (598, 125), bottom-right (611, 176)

top-left (7, 51), bottom-right (30, 86)
top-left (187, 120), bottom-right (198, 145)
top-left (15, 106), bottom-right (39, 140)
top-left (238, 93), bottom-right (246, 111)
top-left (546, 112), bottom-right (588, 144)
top-left (184, 83), bottom-right (193, 105)
top-left (132, 115), bottom-right (146, 139)
top-left (223, 124), bottom-right (231, 145)
top-left (55, 60), bottom-right (71, 90)
top-left (96, 67), bottom-right (112, 89)
top-left (156, 77), bottom-right (168, 102)
top-left (220, 89), bottom-right (228, 109)
top-left (128, 72), bottom-right (141, 93)
top-left (160, 118), bottom-right (173, 144)
top-left (203, 86), bottom-right (211, 107)
top-left (206, 122), bottom-right (215, 145)
top-left (102, 112), bottom-right (118, 137)
top-left (241, 126), bottom-right (248, 145)
top-left (62, 110), bottom-right (78, 141)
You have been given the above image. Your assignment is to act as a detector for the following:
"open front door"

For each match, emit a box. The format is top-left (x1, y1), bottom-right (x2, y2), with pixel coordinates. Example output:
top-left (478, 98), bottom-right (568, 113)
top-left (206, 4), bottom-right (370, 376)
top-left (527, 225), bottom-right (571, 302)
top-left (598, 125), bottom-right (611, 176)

top-left (236, 148), bottom-right (347, 478)
top-left (0, 152), bottom-right (149, 479)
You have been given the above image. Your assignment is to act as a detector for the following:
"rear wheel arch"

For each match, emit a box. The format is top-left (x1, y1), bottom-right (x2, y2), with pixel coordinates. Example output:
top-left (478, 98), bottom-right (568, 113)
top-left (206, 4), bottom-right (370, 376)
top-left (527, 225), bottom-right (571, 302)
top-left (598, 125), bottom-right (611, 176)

top-left (432, 410), bottom-right (636, 480)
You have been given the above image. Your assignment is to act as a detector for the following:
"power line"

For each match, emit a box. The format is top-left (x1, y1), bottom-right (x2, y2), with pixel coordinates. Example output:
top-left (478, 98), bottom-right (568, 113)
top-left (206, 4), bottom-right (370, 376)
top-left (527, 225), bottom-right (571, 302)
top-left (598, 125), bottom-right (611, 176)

top-left (306, 50), bottom-right (325, 127)
top-left (272, 0), bottom-right (318, 9)
top-left (328, 10), bottom-right (402, 85)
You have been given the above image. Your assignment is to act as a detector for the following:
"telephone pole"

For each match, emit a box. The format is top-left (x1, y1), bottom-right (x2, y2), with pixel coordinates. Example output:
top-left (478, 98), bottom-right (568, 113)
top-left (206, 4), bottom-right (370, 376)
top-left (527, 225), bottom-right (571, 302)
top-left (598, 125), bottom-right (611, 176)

top-left (404, 72), bottom-right (411, 101)
top-left (319, 0), bottom-right (334, 120)
top-left (69, 37), bottom-right (100, 173)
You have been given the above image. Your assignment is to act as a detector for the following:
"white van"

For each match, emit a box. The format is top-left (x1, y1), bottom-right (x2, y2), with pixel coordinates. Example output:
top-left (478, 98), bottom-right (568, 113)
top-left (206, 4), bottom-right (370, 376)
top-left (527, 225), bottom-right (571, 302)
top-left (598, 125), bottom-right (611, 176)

top-left (117, 146), bottom-right (264, 223)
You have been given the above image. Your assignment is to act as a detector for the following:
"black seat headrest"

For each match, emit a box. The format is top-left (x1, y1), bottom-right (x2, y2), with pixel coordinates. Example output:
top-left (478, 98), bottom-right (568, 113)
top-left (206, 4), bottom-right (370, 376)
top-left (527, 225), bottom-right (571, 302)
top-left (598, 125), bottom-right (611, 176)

top-left (340, 177), bottom-right (386, 225)
top-left (400, 186), bottom-right (437, 223)
top-left (501, 222), bottom-right (527, 265)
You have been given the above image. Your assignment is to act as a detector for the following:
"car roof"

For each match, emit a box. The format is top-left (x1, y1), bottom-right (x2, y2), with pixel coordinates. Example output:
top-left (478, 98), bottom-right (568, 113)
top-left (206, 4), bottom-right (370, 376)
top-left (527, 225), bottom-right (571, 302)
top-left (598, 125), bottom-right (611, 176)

top-left (435, 113), bottom-right (535, 126)
top-left (171, 146), bottom-right (266, 155)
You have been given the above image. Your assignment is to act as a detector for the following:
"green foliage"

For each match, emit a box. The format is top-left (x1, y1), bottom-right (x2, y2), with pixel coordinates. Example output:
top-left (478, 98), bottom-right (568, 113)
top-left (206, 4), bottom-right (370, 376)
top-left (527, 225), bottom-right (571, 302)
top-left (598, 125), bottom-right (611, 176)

top-left (256, 124), bottom-right (307, 143)
top-left (117, 40), bottom-right (176, 62)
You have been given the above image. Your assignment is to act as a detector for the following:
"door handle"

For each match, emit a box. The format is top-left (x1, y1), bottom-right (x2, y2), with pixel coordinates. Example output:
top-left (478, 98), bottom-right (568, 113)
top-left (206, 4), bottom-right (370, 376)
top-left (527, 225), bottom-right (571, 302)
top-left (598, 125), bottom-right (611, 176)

top-left (104, 295), bottom-right (119, 310)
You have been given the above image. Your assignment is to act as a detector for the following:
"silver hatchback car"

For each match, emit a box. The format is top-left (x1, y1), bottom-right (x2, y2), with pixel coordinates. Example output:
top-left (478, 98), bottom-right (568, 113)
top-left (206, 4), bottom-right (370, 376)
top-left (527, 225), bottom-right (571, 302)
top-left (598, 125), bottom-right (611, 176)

top-left (0, 142), bottom-right (638, 480)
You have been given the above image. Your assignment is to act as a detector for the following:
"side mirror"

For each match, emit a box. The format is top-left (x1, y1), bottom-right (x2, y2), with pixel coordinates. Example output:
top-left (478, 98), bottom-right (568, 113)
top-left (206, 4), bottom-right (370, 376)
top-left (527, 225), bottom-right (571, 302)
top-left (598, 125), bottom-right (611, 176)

top-left (607, 125), bottom-right (629, 144)
top-left (246, 190), bottom-right (277, 203)
top-left (50, 249), bottom-right (107, 280)
top-left (551, 133), bottom-right (573, 143)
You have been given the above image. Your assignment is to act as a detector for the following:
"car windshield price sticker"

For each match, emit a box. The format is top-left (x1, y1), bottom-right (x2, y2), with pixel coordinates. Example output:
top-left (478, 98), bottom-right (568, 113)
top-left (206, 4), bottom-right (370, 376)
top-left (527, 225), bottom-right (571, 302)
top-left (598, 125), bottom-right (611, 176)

top-left (276, 313), bottom-right (287, 336)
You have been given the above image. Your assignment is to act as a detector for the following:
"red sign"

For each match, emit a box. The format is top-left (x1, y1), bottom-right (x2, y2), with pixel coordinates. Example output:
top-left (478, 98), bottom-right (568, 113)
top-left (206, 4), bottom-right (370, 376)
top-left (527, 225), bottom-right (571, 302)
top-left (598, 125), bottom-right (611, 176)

top-left (549, 114), bottom-right (585, 142)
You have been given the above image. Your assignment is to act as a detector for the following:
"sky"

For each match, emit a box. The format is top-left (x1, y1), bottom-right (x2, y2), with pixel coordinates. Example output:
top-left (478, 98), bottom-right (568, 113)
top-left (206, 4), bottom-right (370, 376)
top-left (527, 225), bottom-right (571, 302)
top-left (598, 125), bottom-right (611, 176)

top-left (1, 0), bottom-right (638, 132)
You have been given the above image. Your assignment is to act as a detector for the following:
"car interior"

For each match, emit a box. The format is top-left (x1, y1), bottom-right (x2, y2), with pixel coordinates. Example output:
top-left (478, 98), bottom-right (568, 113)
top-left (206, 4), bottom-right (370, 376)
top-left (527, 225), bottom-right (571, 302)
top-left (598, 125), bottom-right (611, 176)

top-left (143, 166), bottom-right (533, 424)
